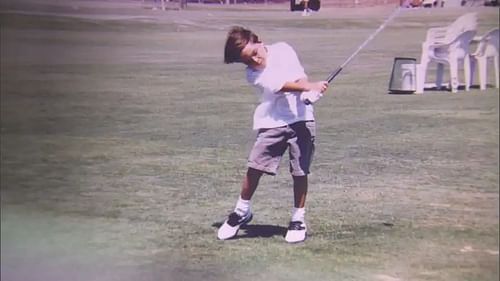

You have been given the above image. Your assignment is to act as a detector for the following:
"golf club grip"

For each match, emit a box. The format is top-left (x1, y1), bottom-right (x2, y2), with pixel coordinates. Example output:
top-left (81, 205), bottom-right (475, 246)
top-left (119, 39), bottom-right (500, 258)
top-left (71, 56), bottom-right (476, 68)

top-left (326, 67), bottom-right (343, 84)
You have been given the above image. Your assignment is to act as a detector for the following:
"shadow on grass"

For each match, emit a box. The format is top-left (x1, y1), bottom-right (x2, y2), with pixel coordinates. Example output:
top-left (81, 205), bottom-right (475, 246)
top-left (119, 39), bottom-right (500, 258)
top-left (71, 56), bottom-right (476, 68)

top-left (421, 84), bottom-right (489, 93)
top-left (388, 84), bottom-right (489, 95)
top-left (211, 222), bottom-right (287, 239)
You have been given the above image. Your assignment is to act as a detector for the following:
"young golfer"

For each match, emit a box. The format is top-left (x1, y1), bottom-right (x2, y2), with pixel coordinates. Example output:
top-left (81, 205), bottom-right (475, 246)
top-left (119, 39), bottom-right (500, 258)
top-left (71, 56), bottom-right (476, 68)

top-left (218, 26), bottom-right (328, 243)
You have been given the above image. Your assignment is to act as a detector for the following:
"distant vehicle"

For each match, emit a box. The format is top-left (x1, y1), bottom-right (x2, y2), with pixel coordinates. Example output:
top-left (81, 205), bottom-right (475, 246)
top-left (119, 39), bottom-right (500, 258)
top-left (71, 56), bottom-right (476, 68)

top-left (484, 0), bottom-right (498, 6)
top-left (422, 0), bottom-right (437, 7)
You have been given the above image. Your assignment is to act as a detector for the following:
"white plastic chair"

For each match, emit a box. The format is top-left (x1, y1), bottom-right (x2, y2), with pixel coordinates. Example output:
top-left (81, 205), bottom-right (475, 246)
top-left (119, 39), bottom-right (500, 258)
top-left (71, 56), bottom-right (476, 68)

top-left (416, 12), bottom-right (477, 94)
top-left (416, 13), bottom-right (478, 93)
top-left (417, 30), bottom-right (477, 93)
top-left (470, 28), bottom-right (499, 90)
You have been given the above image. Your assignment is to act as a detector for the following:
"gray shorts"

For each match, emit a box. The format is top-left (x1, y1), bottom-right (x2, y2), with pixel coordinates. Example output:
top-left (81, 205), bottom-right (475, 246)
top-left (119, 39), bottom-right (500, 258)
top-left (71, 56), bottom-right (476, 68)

top-left (247, 121), bottom-right (316, 176)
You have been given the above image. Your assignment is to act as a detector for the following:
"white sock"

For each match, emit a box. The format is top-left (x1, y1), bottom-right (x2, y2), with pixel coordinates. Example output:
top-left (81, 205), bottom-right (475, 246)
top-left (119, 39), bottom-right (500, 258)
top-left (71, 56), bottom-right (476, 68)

top-left (291, 207), bottom-right (305, 223)
top-left (234, 196), bottom-right (251, 216)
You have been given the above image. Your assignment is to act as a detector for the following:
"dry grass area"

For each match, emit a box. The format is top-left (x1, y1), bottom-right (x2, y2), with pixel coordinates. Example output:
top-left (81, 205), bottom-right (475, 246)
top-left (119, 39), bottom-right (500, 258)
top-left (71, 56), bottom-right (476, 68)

top-left (1, 1), bottom-right (498, 280)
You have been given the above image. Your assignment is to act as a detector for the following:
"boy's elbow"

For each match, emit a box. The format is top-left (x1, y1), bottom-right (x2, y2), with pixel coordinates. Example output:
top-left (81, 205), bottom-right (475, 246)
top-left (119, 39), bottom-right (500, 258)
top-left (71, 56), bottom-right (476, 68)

top-left (295, 78), bottom-right (310, 90)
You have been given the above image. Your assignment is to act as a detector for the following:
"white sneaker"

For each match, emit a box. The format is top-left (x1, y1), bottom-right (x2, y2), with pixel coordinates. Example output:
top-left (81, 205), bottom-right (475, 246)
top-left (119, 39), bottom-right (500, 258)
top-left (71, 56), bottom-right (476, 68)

top-left (217, 211), bottom-right (253, 240)
top-left (301, 10), bottom-right (310, 16)
top-left (285, 221), bottom-right (307, 243)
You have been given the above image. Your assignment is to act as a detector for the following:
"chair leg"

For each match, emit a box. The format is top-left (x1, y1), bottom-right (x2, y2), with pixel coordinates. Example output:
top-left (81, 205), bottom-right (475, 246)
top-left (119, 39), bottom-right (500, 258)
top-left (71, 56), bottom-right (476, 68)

top-left (449, 60), bottom-right (459, 93)
top-left (494, 55), bottom-right (499, 89)
top-left (470, 56), bottom-right (477, 87)
top-left (436, 63), bottom-right (445, 89)
top-left (478, 56), bottom-right (487, 90)
top-left (416, 62), bottom-right (427, 94)
top-left (464, 55), bottom-right (471, 91)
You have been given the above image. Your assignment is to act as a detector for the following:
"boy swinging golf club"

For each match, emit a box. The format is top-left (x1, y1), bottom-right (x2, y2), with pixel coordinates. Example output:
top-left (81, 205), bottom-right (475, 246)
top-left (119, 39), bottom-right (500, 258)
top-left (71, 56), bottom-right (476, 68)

top-left (218, 26), bottom-right (328, 243)
top-left (217, 8), bottom-right (401, 242)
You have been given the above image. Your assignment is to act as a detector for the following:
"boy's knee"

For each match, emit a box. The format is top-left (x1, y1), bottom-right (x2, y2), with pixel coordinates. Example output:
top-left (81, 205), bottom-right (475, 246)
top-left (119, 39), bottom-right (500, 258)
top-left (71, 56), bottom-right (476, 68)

top-left (292, 175), bottom-right (308, 182)
top-left (247, 167), bottom-right (264, 177)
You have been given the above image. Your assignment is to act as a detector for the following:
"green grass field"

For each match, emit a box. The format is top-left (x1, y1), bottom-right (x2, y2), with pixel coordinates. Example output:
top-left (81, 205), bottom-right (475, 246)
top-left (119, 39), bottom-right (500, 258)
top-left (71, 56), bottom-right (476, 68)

top-left (1, 1), bottom-right (499, 280)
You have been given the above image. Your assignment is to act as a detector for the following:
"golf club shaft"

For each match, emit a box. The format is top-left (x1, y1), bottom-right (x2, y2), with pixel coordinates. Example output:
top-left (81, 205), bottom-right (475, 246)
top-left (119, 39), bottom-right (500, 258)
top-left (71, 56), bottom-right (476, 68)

top-left (326, 6), bottom-right (401, 84)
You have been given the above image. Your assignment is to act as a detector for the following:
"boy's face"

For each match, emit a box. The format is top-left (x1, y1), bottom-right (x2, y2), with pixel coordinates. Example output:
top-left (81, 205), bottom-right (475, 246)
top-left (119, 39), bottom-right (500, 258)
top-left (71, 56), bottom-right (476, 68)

top-left (240, 42), bottom-right (266, 69)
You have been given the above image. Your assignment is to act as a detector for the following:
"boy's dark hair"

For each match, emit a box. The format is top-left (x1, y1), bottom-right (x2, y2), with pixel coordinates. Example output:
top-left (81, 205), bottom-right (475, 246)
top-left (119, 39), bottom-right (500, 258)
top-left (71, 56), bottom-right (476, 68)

top-left (224, 26), bottom-right (260, 64)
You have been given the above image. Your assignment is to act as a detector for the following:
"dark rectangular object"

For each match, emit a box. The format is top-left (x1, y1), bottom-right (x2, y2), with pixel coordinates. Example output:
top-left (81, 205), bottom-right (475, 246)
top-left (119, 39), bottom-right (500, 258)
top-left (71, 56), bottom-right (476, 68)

top-left (290, 0), bottom-right (320, 11)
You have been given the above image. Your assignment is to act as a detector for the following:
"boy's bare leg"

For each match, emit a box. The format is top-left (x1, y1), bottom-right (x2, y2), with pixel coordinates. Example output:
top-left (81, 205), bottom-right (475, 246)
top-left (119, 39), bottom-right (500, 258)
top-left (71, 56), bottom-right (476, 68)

top-left (217, 167), bottom-right (262, 240)
top-left (292, 175), bottom-right (308, 208)
top-left (240, 167), bottom-right (263, 200)
top-left (286, 175), bottom-right (308, 243)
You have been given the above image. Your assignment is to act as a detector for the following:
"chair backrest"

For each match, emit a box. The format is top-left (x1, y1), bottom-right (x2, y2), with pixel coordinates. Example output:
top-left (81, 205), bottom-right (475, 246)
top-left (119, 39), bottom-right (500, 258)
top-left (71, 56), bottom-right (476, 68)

top-left (445, 12), bottom-right (477, 42)
top-left (424, 12), bottom-right (477, 45)
top-left (449, 30), bottom-right (477, 58)
top-left (451, 12), bottom-right (478, 32)
top-left (475, 28), bottom-right (500, 57)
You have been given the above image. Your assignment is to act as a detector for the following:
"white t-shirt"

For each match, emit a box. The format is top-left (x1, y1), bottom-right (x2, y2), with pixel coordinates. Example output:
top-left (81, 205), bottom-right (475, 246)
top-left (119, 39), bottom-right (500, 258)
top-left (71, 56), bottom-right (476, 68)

top-left (246, 42), bottom-right (314, 130)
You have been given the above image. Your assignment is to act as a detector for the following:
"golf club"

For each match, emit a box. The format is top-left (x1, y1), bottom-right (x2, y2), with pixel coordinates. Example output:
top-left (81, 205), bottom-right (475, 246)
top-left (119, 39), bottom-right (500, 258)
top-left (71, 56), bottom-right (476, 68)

top-left (303, 6), bottom-right (402, 105)
top-left (326, 6), bottom-right (402, 83)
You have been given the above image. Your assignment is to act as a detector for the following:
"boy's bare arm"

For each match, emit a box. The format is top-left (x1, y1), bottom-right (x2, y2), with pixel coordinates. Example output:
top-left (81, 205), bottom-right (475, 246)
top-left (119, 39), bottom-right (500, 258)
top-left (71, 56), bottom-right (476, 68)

top-left (279, 78), bottom-right (328, 94)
